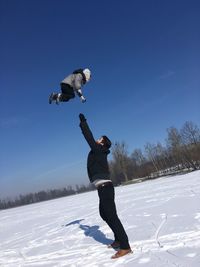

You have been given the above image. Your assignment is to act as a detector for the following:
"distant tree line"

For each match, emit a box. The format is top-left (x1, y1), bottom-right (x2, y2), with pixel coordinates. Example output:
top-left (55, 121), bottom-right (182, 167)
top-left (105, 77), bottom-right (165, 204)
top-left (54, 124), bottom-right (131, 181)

top-left (1, 121), bottom-right (199, 210)
top-left (110, 121), bottom-right (200, 185)
top-left (0, 184), bottom-right (94, 210)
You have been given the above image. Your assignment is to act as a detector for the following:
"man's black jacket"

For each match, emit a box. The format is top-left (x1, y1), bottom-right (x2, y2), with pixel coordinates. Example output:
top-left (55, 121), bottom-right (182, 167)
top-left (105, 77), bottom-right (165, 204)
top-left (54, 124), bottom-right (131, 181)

top-left (79, 119), bottom-right (110, 183)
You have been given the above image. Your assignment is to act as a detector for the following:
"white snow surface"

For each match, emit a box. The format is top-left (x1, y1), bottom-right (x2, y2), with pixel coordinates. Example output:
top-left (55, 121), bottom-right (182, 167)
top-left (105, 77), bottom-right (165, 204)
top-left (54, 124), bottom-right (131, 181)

top-left (0, 171), bottom-right (200, 267)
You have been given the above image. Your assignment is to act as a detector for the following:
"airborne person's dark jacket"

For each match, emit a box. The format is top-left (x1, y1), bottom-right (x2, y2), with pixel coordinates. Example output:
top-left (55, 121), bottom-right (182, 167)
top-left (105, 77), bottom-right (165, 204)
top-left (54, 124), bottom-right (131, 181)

top-left (79, 120), bottom-right (110, 183)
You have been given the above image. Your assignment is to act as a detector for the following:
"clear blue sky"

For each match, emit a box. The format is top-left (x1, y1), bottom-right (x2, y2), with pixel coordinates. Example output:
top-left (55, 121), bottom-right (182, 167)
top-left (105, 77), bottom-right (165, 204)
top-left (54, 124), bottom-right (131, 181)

top-left (1, 0), bottom-right (200, 198)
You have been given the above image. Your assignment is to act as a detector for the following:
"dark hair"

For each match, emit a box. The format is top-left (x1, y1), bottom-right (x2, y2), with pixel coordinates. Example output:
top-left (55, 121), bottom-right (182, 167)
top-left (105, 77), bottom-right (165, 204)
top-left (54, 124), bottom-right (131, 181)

top-left (102, 135), bottom-right (112, 149)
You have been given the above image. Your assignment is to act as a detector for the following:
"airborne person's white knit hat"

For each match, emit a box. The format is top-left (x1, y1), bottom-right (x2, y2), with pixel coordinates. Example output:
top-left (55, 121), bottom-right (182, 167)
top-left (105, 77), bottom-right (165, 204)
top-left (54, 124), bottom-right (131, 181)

top-left (83, 68), bottom-right (91, 82)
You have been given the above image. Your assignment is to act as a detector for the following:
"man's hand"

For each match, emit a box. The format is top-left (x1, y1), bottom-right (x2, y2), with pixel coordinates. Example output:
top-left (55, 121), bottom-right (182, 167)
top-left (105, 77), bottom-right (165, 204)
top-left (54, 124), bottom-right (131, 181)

top-left (79, 113), bottom-right (86, 122)
top-left (81, 96), bottom-right (86, 103)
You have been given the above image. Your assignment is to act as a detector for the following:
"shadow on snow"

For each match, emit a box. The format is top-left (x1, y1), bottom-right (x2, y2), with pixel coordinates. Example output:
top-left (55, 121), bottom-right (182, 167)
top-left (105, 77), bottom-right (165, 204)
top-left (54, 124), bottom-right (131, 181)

top-left (65, 219), bottom-right (113, 245)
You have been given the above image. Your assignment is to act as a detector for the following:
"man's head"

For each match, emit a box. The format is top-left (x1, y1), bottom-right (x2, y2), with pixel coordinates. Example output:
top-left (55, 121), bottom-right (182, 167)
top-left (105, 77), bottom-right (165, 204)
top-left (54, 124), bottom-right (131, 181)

top-left (96, 135), bottom-right (112, 149)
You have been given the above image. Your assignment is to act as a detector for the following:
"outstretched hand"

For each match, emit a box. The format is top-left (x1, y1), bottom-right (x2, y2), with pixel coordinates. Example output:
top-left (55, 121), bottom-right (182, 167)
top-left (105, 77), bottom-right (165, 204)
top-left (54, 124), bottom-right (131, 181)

top-left (81, 96), bottom-right (86, 103)
top-left (79, 113), bottom-right (86, 122)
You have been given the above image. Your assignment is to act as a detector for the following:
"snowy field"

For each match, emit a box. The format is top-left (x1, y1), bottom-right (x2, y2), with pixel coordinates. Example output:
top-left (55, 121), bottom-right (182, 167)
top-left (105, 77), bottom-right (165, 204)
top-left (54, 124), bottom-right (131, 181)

top-left (0, 171), bottom-right (200, 267)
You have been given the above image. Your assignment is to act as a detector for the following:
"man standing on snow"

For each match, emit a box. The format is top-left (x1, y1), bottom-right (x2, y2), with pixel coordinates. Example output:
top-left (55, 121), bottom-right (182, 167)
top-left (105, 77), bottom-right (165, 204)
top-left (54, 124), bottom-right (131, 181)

top-left (79, 113), bottom-right (132, 259)
top-left (49, 68), bottom-right (91, 104)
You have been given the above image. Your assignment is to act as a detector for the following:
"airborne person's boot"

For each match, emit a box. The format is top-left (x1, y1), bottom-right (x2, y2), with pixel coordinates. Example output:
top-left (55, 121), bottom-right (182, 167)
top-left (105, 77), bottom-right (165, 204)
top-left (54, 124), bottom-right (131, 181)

top-left (49, 93), bottom-right (59, 104)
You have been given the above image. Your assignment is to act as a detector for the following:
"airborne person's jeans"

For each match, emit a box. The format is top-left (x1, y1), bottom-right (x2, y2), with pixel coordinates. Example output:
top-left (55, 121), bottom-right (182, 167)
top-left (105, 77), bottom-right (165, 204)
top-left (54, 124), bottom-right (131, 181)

top-left (97, 183), bottom-right (130, 249)
top-left (60, 83), bottom-right (75, 101)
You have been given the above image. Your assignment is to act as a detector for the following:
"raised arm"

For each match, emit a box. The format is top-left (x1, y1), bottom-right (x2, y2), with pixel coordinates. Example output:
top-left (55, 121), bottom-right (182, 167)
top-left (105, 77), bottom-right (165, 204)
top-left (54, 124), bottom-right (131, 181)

top-left (79, 114), bottom-right (99, 150)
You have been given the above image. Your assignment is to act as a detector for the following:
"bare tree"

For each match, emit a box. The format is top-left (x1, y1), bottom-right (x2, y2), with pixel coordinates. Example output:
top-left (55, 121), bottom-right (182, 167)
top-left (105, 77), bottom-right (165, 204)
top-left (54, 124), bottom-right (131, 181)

top-left (181, 121), bottom-right (200, 146)
top-left (131, 149), bottom-right (146, 166)
top-left (144, 142), bottom-right (160, 173)
top-left (111, 142), bottom-right (131, 182)
top-left (180, 121), bottom-right (200, 169)
top-left (166, 126), bottom-right (184, 169)
top-left (131, 149), bottom-right (147, 177)
top-left (166, 125), bottom-right (199, 170)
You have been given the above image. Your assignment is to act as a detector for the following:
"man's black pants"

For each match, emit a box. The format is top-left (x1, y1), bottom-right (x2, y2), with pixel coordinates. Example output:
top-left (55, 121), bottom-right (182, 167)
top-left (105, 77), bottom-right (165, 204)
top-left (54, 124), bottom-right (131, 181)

top-left (97, 183), bottom-right (130, 249)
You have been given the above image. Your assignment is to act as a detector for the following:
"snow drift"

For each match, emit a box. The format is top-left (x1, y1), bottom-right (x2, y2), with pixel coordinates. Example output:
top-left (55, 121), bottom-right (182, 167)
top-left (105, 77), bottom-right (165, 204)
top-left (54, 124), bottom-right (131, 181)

top-left (0, 171), bottom-right (200, 266)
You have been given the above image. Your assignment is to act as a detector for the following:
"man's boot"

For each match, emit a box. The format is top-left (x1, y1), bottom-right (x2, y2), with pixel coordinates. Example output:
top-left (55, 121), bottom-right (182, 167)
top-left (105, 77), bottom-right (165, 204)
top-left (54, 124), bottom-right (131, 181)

top-left (111, 248), bottom-right (133, 259)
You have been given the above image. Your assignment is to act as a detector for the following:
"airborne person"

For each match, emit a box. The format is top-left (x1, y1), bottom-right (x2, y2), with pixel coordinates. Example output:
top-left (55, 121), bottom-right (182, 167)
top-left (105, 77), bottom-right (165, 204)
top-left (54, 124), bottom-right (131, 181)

top-left (49, 68), bottom-right (91, 104)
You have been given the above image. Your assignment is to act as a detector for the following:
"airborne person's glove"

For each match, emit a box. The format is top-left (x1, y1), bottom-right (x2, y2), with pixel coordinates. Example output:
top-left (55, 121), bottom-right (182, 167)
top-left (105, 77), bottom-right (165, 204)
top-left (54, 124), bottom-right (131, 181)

top-left (81, 96), bottom-right (86, 103)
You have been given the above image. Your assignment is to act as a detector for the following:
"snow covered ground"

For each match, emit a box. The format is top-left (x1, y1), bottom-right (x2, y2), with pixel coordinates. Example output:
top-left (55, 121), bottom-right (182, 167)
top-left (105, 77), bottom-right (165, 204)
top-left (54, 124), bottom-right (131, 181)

top-left (0, 171), bottom-right (200, 267)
